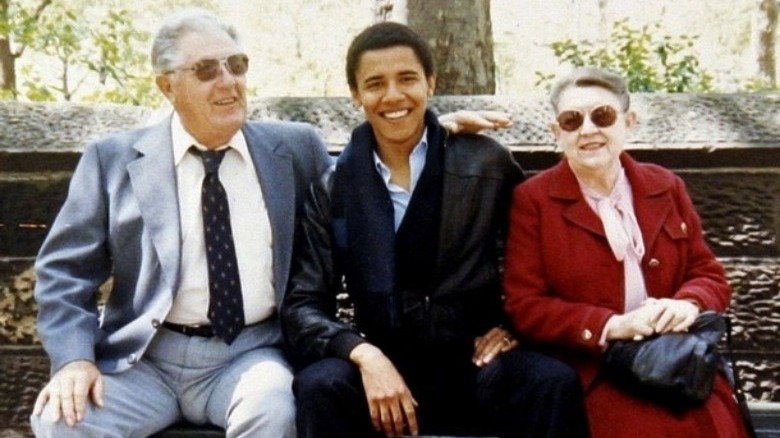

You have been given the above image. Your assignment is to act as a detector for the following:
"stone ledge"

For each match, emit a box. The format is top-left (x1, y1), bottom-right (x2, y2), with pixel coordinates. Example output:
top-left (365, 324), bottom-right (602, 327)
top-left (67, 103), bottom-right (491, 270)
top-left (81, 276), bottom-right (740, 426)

top-left (1, 94), bottom-right (779, 153)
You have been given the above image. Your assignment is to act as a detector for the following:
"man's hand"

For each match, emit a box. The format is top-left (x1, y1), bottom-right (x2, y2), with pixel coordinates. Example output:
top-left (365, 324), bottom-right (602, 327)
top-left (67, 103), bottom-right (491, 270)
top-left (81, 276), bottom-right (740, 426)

top-left (439, 110), bottom-right (513, 134)
top-left (350, 343), bottom-right (418, 437)
top-left (473, 326), bottom-right (518, 367)
top-left (32, 360), bottom-right (104, 427)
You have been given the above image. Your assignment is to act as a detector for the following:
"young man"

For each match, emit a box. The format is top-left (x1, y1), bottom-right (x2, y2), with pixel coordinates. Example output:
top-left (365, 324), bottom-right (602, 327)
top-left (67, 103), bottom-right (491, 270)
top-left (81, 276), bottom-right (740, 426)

top-left (282, 22), bottom-right (589, 438)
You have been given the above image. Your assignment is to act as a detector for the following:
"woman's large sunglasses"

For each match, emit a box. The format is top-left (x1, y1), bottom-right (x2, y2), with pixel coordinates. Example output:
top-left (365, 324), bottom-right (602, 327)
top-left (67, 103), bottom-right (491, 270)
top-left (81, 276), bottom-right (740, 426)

top-left (556, 105), bottom-right (618, 132)
top-left (166, 53), bottom-right (249, 82)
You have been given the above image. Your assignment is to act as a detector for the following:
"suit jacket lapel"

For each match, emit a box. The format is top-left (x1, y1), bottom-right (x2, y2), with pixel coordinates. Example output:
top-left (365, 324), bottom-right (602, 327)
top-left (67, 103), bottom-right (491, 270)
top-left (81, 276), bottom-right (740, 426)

top-left (243, 124), bottom-right (295, 304)
top-left (127, 120), bottom-right (182, 291)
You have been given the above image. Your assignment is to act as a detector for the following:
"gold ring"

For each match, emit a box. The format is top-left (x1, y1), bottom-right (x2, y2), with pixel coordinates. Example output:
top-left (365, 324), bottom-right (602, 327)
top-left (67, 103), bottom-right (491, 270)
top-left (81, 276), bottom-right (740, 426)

top-left (502, 337), bottom-right (511, 344)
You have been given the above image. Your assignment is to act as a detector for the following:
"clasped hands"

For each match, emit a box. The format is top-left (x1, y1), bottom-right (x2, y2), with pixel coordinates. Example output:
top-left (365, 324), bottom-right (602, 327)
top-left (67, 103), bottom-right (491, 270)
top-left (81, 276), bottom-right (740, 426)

top-left (605, 298), bottom-right (700, 343)
top-left (350, 326), bottom-right (517, 437)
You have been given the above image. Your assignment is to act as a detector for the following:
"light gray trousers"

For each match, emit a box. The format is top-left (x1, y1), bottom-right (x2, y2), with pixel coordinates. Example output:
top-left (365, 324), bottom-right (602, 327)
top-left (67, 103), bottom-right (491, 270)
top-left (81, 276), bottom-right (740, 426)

top-left (31, 322), bottom-right (295, 438)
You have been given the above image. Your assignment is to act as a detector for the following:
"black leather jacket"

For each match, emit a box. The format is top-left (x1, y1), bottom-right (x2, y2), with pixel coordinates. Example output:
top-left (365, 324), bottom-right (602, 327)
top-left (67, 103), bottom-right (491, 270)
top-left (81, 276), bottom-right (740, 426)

top-left (282, 127), bottom-right (524, 366)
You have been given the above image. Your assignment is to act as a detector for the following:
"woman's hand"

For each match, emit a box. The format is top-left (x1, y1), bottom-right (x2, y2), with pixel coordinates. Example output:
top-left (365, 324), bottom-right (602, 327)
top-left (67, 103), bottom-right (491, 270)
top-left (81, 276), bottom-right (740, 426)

top-left (645, 298), bottom-right (700, 334)
top-left (473, 326), bottom-right (518, 367)
top-left (604, 303), bottom-right (662, 342)
top-left (605, 298), bottom-right (700, 342)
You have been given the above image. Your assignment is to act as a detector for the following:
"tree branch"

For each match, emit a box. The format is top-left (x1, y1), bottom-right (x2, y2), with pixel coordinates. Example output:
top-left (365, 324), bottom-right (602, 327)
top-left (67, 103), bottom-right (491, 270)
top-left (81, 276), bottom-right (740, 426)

top-left (15, 0), bottom-right (53, 59)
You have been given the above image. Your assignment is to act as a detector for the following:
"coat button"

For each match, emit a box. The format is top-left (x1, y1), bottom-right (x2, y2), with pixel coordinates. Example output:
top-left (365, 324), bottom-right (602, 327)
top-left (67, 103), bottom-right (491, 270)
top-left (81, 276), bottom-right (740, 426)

top-left (681, 222), bottom-right (688, 235)
top-left (582, 329), bottom-right (593, 341)
top-left (151, 319), bottom-right (161, 328)
top-left (648, 258), bottom-right (660, 268)
top-left (128, 353), bottom-right (138, 365)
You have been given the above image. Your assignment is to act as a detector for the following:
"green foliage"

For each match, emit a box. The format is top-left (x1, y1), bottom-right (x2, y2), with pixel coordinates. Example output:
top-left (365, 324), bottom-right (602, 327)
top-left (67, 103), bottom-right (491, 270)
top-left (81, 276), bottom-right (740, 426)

top-left (29, 6), bottom-right (157, 104)
top-left (0, 88), bottom-right (16, 100)
top-left (743, 77), bottom-right (779, 91)
top-left (80, 9), bottom-right (162, 107)
top-left (0, 1), bottom-right (47, 49)
top-left (20, 67), bottom-right (57, 102)
top-left (536, 19), bottom-right (714, 93)
top-left (1, 2), bottom-right (159, 105)
top-left (0, 1), bottom-right (52, 98)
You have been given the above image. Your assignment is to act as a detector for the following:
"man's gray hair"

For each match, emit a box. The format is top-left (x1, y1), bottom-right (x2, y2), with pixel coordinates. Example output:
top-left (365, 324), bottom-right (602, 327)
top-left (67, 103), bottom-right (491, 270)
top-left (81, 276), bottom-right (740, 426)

top-left (549, 67), bottom-right (630, 113)
top-left (150, 8), bottom-right (241, 74)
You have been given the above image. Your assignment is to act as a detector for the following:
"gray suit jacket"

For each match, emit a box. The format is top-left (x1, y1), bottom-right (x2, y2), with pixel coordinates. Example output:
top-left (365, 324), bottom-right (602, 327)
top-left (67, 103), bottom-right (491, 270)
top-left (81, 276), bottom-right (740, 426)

top-left (34, 116), bottom-right (332, 374)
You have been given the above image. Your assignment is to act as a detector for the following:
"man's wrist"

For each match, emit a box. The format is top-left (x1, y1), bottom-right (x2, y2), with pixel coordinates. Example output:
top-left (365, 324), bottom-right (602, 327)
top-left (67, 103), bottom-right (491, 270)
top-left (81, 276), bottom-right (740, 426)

top-left (348, 343), bottom-right (381, 367)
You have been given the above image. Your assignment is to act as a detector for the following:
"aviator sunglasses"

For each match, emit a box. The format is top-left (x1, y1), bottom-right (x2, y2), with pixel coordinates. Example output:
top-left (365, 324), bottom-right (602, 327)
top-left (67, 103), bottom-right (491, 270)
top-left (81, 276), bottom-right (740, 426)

top-left (166, 53), bottom-right (249, 82)
top-left (556, 105), bottom-right (619, 132)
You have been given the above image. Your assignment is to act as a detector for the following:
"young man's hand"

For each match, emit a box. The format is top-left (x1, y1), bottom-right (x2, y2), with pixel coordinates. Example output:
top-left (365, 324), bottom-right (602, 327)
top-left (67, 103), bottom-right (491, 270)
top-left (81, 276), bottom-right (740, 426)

top-left (350, 343), bottom-right (419, 436)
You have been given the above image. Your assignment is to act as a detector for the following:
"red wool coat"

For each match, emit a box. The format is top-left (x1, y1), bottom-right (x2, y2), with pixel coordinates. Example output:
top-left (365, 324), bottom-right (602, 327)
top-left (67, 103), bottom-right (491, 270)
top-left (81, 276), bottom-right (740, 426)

top-left (503, 153), bottom-right (748, 438)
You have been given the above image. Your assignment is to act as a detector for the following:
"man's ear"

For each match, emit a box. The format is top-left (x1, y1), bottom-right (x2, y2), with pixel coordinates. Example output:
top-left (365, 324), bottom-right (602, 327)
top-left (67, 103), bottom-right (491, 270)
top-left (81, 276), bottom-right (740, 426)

top-left (350, 88), bottom-right (362, 109)
top-left (156, 74), bottom-right (174, 102)
top-left (427, 74), bottom-right (436, 96)
top-left (625, 110), bottom-right (638, 130)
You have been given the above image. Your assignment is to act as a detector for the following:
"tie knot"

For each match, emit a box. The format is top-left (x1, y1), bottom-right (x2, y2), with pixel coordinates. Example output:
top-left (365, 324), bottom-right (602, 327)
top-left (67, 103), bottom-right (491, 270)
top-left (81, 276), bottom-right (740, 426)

top-left (192, 147), bottom-right (227, 175)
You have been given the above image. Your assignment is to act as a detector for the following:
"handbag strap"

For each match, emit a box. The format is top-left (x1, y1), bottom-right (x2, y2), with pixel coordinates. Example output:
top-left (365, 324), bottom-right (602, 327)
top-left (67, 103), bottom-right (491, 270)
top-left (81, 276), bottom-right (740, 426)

top-left (724, 316), bottom-right (758, 438)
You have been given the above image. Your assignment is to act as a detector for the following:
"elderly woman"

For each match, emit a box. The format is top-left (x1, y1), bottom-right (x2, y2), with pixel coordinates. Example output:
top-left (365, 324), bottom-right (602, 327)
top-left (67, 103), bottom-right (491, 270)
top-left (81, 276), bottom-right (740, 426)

top-left (502, 67), bottom-right (749, 437)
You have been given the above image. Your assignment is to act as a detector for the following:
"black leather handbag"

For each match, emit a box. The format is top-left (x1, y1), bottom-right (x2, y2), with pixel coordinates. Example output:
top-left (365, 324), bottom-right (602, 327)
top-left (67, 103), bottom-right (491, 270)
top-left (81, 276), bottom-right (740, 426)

top-left (603, 311), bottom-right (727, 408)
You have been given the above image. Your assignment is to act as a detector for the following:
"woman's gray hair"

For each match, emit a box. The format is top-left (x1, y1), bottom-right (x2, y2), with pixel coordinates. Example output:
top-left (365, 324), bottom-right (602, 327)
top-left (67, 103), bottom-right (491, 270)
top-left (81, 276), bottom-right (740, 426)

top-left (549, 67), bottom-right (630, 113)
top-left (150, 8), bottom-right (241, 74)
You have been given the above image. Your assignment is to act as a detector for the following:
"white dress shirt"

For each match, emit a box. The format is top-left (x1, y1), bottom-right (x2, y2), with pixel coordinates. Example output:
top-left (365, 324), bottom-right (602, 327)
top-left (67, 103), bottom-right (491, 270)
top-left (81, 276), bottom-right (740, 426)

top-left (166, 114), bottom-right (275, 326)
top-left (373, 131), bottom-right (428, 231)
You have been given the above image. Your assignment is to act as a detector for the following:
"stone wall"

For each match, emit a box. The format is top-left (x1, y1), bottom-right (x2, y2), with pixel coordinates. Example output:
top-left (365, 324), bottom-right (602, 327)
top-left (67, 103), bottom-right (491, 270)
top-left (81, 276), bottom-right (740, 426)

top-left (1, 94), bottom-right (779, 436)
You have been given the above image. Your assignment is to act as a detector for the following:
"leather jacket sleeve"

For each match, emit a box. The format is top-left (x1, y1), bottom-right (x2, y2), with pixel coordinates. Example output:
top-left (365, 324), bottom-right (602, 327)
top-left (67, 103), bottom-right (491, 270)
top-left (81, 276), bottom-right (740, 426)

top-left (281, 167), bottom-right (365, 365)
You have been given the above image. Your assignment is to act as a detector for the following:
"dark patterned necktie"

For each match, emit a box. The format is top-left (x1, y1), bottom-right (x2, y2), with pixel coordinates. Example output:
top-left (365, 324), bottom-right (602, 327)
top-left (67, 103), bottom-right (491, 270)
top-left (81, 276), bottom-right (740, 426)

top-left (192, 147), bottom-right (245, 344)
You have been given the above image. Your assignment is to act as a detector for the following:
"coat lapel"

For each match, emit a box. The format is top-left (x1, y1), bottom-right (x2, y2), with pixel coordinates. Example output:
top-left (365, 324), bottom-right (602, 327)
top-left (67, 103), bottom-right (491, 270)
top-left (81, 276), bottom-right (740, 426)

top-left (127, 120), bottom-right (182, 291)
top-left (550, 160), bottom-right (606, 237)
top-left (242, 124), bottom-right (295, 304)
top-left (621, 154), bottom-right (674, 252)
top-left (551, 155), bottom-right (676, 249)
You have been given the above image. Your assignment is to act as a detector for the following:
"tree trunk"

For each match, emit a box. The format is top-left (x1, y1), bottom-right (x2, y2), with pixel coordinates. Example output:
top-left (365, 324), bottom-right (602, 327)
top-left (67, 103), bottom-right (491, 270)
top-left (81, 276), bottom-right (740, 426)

top-left (406, 0), bottom-right (496, 95)
top-left (751, 0), bottom-right (778, 87)
top-left (0, 37), bottom-right (15, 97)
top-left (0, 0), bottom-right (52, 98)
top-left (375, 0), bottom-right (407, 23)
top-left (0, 0), bottom-right (16, 97)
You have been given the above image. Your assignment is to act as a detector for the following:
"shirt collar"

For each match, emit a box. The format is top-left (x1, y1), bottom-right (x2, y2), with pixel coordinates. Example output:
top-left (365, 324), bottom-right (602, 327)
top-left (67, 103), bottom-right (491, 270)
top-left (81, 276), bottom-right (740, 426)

top-left (372, 128), bottom-right (429, 186)
top-left (171, 112), bottom-right (249, 165)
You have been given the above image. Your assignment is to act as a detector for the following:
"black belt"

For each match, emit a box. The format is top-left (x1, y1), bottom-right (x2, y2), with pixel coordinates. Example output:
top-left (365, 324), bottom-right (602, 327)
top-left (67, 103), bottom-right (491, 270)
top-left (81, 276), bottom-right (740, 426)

top-left (162, 322), bottom-right (214, 337)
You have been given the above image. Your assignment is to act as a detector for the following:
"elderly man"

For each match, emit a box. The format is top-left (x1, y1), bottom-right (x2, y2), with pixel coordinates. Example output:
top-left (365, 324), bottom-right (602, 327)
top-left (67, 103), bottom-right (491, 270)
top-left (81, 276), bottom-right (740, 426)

top-left (29, 8), bottom-right (331, 437)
